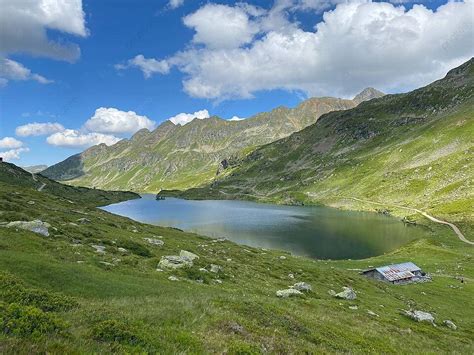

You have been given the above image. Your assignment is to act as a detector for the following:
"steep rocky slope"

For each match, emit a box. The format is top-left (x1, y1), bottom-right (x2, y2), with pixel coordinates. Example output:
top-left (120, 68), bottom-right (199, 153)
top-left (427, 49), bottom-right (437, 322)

top-left (166, 59), bottom-right (473, 222)
top-left (42, 90), bottom-right (383, 192)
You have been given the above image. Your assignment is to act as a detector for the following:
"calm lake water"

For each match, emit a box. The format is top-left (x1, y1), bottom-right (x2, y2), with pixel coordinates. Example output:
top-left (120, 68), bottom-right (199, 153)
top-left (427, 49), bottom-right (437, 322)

top-left (101, 195), bottom-right (429, 260)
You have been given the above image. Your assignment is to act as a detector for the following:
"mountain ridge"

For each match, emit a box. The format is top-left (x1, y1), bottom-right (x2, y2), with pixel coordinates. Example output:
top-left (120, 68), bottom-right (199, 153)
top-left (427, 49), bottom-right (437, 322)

top-left (42, 88), bottom-right (383, 191)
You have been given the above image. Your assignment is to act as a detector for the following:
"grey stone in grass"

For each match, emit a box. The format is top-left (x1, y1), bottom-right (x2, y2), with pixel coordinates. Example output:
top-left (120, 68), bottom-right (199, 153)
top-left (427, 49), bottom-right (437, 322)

top-left (334, 287), bottom-right (357, 300)
top-left (292, 282), bottom-right (312, 292)
top-left (443, 320), bottom-right (457, 330)
top-left (5, 220), bottom-right (50, 237)
top-left (402, 310), bottom-right (435, 324)
top-left (276, 289), bottom-right (303, 298)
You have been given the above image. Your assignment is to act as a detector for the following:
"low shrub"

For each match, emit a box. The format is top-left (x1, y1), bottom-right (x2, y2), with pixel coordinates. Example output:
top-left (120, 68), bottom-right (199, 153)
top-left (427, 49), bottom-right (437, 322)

top-left (0, 302), bottom-right (66, 338)
top-left (91, 319), bottom-right (143, 346)
top-left (0, 272), bottom-right (78, 312)
top-left (118, 240), bottom-right (152, 257)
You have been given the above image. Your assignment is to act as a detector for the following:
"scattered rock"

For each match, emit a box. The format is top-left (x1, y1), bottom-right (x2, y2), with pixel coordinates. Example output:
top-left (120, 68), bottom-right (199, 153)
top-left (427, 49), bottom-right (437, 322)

top-left (214, 279), bottom-right (223, 284)
top-left (156, 268), bottom-right (163, 272)
top-left (288, 273), bottom-right (295, 279)
top-left (168, 276), bottom-right (179, 281)
top-left (402, 310), bottom-right (435, 324)
top-left (334, 287), bottom-right (357, 300)
top-left (228, 322), bottom-right (245, 334)
top-left (443, 320), bottom-right (457, 330)
top-left (279, 256), bottom-right (287, 260)
top-left (27, 201), bottom-right (35, 205)
top-left (180, 250), bottom-right (199, 261)
top-left (91, 245), bottom-right (106, 254)
top-left (199, 267), bottom-right (209, 273)
top-left (210, 264), bottom-right (223, 273)
top-left (367, 310), bottom-right (379, 317)
top-left (158, 253), bottom-right (195, 269)
top-left (226, 258), bottom-right (232, 262)
top-left (349, 305), bottom-right (358, 310)
top-left (276, 289), bottom-right (303, 298)
top-left (292, 282), bottom-right (312, 292)
top-left (117, 247), bottom-right (128, 254)
top-left (69, 222), bottom-right (78, 226)
top-left (144, 237), bottom-right (164, 246)
top-left (328, 289), bottom-right (337, 296)
top-left (77, 217), bottom-right (91, 224)
top-left (5, 220), bottom-right (50, 237)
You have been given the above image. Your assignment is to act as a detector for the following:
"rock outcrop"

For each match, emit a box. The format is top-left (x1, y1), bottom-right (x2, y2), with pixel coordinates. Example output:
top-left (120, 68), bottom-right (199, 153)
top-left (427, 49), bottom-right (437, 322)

top-left (5, 220), bottom-right (50, 237)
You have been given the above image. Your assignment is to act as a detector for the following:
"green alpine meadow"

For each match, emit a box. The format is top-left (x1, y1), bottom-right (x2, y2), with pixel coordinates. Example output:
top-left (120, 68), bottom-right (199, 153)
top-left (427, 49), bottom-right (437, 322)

top-left (1, 1), bottom-right (473, 353)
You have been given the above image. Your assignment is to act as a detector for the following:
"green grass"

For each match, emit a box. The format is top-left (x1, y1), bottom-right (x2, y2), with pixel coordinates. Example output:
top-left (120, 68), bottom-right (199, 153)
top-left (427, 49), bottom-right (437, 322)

top-left (0, 179), bottom-right (473, 353)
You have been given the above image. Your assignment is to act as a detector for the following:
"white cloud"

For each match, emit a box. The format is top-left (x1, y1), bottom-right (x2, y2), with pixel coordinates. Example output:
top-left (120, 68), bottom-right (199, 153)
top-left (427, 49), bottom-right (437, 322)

top-left (84, 107), bottom-right (156, 134)
top-left (0, 58), bottom-right (52, 85)
top-left (0, 137), bottom-right (23, 149)
top-left (46, 129), bottom-right (120, 148)
top-left (168, 109), bottom-right (210, 125)
top-left (0, 147), bottom-right (30, 161)
top-left (182, 4), bottom-right (263, 49)
top-left (229, 116), bottom-right (245, 121)
top-left (0, 0), bottom-right (87, 62)
top-left (115, 55), bottom-right (170, 78)
top-left (169, 0), bottom-right (184, 9)
top-left (122, 0), bottom-right (474, 100)
top-left (16, 122), bottom-right (65, 137)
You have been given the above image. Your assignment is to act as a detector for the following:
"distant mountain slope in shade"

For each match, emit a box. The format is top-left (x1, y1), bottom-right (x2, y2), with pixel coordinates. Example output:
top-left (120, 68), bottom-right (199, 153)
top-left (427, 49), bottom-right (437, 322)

top-left (42, 89), bottom-right (383, 192)
top-left (0, 162), bottom-right (139, 207)
top-left (21, 165), bottom-right (48, 174)
top-left (166, 58), bottom-right (474, 219)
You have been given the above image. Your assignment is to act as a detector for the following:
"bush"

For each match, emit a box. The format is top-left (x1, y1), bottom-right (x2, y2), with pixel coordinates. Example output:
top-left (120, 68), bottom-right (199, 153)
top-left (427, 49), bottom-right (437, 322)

top-left (0, 302), bottom-right (66, 338)
top-left (91, 320), bottom-right (143, 346)
top-left (118, 240), bottom-right (151, 257)
top-left (0, 272), bottom-right (78, 312)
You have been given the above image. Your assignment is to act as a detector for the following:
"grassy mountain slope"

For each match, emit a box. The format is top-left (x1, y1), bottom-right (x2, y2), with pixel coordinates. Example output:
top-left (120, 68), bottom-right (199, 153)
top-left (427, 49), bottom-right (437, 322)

top-left (0, 162), bottom-right (139, 207)
top-left (167, 59), bottom-right (474, 224)
top-left (1, 163), bottom-right (473, 353)
top-left (42, 90), bottom-right (383, 192)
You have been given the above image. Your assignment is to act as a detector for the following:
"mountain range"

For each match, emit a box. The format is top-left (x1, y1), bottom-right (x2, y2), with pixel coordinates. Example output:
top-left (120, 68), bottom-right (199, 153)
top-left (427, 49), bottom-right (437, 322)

top-left (42, 88), bottom-right (384, 192)
top-left (164, 59), bottom-right (474, 221)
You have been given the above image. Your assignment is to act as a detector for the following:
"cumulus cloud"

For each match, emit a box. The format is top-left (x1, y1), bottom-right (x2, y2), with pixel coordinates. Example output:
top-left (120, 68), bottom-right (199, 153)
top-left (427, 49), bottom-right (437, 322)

top-left (0, 147), bottom-right (30, 161)
top-left (169, 0), bottom-right (184, 9)
top-left (16, 122), bottom-right (65, 137)
top-left (120, 0), bottom-right (474, 99)
top-left (84, 107), bottom-right (156, 134)
top-left (168, 109), bottom-right (210, 125)
top-left (115, 55), bottom-right (170, 78)
top-left (0, 58), bottom-right (52, 85)
top-left (0, 137), bottom-right (23, 149)
top-left (0, 0), bottom-right (87, 62)
top-left (0, 0), bottom-right (87, 86)
top-left (182, 3), bottom-right (264, 49)
top-left (46, 129), bottom-right (120, 148)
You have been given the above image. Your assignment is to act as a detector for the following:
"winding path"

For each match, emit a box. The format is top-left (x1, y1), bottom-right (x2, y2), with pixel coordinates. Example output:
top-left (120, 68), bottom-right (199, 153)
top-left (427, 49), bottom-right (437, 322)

top-left (348, 197), bottom-right (474, 246)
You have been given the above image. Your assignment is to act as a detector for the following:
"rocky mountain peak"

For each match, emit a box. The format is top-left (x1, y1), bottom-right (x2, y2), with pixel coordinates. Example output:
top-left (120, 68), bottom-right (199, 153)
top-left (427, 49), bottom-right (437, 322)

top-left (353, 87), bottom-right (385, 104)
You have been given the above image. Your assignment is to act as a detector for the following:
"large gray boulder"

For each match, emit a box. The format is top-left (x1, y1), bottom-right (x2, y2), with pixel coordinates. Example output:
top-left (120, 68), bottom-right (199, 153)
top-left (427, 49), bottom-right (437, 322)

top-left (180, 250), bottom-right (199, 261)
top-left (6, 220), bottom-right (50, 237)
top-left (403, 310), bottom-right (435, 324)
top-left (158, 255), bottom-right (193, 269)
top-left (334, 287), bottom-right (357, 300)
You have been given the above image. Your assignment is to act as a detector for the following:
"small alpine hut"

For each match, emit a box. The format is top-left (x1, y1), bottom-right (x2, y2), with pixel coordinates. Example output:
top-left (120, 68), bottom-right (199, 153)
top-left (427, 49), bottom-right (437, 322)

top-left (362, 262), bottom-right (426, 284)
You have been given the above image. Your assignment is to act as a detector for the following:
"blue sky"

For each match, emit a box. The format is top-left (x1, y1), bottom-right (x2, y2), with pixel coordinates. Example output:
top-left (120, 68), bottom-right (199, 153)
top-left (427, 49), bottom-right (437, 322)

top-left (0, 0), bottom-right (472, 167)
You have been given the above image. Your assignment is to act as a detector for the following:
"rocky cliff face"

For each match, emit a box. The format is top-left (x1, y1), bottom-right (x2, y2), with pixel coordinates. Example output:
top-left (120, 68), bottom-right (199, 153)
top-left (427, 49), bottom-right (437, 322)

top-left (42, 89), bottom-right (384, 192)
